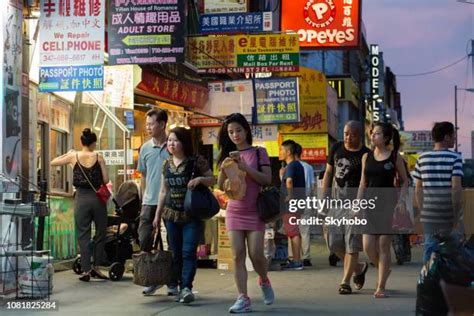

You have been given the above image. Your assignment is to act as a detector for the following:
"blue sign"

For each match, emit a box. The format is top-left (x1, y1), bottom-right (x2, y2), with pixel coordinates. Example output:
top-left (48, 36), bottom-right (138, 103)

top-left (253, 77), bottom-right (300, 124)
top-left (124, 111), bottom-right (134, 130)
top-left (39, 65), bottom-right (104, 92)
top-left (199, 12), bottom-right (273, 34)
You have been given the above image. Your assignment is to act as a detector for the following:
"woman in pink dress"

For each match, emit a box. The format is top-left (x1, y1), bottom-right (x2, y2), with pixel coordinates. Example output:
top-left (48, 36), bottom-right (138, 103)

top-left (217, 113), bottom-right (275, 313)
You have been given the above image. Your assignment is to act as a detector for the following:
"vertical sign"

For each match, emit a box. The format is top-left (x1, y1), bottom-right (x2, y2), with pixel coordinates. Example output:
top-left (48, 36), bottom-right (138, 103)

top-left (254, 77), bottom-right (299, 124)
top-left (83, 65), bottom-right (134, 109)
top-left (39, 0), bottom-right (105, 92)
top-left (370, 44), bottom-right (381, 122)
top-left (108, 0), bottom-right (186, 65)
top-left (1, 0), bottom-right (23, 188)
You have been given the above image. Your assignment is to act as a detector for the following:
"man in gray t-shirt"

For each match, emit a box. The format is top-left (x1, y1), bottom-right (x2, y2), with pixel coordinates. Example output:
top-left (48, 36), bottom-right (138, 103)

top-left (138, 109), bottom-right (169, 252)
top-left (137, 109), bottom-right (176, 296)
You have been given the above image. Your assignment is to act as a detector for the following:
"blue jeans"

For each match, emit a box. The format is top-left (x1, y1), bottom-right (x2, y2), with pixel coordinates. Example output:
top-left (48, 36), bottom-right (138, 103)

top-left (165, 219), bottom-right (203, 290)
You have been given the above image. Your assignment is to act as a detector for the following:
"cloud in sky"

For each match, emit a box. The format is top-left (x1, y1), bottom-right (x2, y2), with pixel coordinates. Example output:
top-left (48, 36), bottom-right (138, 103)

top-left (363, 0), bottom-right (474, 158)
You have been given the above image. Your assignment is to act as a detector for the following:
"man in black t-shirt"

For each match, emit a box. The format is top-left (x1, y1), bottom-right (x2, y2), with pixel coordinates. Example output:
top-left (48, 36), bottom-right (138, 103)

top-left (322, 121), bottom-right (370, 294)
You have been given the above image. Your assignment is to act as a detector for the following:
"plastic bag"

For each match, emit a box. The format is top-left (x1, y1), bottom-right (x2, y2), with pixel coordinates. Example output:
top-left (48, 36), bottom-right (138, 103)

top-left (416, 236), bottom-right (474, 315)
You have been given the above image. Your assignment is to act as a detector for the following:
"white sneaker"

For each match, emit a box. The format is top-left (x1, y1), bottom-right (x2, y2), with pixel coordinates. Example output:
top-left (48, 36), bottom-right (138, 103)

top-left (229, 295), bottom-right (252, 313)
top-left (167, 285), bottom-right (179, 296)
top-left (179, 287), bottom-right (195, 304)
top-left (142, 285), bottom-right (163, 296)
top-left (259, 278), bottom-right (275, 305)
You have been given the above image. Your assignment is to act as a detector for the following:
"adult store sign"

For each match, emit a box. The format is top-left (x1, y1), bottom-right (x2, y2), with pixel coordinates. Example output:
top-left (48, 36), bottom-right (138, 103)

top-left (108, 0), bottom-right (185, 65)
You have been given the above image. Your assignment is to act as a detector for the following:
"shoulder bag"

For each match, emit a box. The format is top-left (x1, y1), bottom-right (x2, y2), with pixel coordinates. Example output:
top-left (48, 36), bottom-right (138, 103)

top-left (256, 147), bottom-right (281, 223)
top-left (76, 153), bottom-right (111, 205)
top-left (183, 157), bottom-right (220, 220)
top-left (133, 230), bottom-right (172, 286)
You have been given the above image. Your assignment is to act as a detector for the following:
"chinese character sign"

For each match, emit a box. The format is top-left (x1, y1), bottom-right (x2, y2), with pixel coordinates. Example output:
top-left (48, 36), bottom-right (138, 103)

top-left (254, 77), bottom-right (300, 124)
top-left (400, 131), bottom-right (434, 152)
top-left (108, 0), bottom-right (186, 65)
top-left (137, 67), bottom-right (209, 109)
top-left (40, 0), bottom-right (104, 65)
top-left (39, 0), bottom-right (105, 92)
top-left (202, 125), bottom-right (277, 144)
top-left (199, 12), bottom-right (272, 34)
top-left (39, 65), bottom-right (103, 92)
top-left (187, 34), bottom-right (300, 74)
top-left (279, 67), bottom-right (328, 133)
top-left (280, 133), bottom-right (328, 162)
top-left (281, 0), bottom-right (361, 48)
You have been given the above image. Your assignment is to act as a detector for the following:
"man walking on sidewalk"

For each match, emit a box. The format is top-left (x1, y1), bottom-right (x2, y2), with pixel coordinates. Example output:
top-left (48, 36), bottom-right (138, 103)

top-left (321, 121), bottom-right (369, 294)
top-left (137, 109), bottom-right (178, 296)
top-left (413, 122), bottom-right (464, 263)
top-left (280, 140), bottom-right (306, 271)
top-left (294, 143), bottom-right (316, 267)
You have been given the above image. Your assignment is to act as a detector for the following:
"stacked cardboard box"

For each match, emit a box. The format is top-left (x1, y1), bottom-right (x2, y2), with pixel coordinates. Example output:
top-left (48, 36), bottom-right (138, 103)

top-left (217, 217), bottom-right (234, 271)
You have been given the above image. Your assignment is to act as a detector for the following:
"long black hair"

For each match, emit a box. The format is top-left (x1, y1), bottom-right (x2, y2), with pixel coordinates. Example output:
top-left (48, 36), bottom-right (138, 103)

top-left (217, 113), bottom-right (252, 166)
top-left (374, 122), bottom-right (400, 153)
top-left (169, 127), bottom-right (194, 158)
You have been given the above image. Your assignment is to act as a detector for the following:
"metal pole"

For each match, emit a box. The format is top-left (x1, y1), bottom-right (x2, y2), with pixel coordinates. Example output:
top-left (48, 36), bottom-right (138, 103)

top-left (455, 85), bottom-right (458, 152)
top-left (471, 39), bottom-right (474, 83)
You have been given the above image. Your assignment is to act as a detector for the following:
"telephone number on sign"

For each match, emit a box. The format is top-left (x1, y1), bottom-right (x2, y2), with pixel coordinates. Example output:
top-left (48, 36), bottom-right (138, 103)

top-left (42, 54), bottom-right (86, 62)
top-left (5, 301), bottom-right (57, 310)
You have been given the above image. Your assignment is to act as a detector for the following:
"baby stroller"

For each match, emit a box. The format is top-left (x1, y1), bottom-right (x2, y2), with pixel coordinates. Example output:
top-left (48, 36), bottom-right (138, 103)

top-left (72, 181), bottom-right (141, 281)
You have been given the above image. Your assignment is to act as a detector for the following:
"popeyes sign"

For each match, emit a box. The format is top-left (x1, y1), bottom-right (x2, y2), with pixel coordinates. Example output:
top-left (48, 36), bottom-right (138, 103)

top-left (281, 0), bottom-right (361, 48)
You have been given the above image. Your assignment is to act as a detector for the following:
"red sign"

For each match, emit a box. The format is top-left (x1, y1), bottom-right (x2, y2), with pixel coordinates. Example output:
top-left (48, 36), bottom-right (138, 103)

top-left (301, 147), bottom-right (326, 162)
top-left (189, 116), bottom-right (221, 127)
top-left (137, 67), bottom-right (209, 109)
top-left (281, 0), bottom-right (361, 48)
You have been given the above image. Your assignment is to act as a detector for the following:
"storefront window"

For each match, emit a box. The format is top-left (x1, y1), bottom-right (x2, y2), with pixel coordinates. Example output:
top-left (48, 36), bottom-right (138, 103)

top-left (50, 129), bottom-right (68, 192)
top-left (74, 100), bottom-right (131, 200)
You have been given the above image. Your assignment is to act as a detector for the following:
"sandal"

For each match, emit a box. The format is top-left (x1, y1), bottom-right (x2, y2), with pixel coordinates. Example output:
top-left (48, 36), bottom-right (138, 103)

top-left (338, 283), bottom-right (352, 295)
top-left (353, 262), bottom-right (369, 290)
top-left (79, 272), bottom-right (91, 282)
top-left (373, 289), bottom-right (388, 298)
top-left (91, 269), bottom-right (108, 280)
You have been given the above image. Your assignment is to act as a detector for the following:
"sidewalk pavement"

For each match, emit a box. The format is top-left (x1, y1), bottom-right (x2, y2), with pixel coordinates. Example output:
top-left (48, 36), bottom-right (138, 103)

top-left (2, 239), bottom-right (422, 316)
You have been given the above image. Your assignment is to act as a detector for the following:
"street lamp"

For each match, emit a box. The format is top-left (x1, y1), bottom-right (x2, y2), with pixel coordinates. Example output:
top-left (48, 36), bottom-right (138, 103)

top-left (454, 85), bottom-right (474, 152)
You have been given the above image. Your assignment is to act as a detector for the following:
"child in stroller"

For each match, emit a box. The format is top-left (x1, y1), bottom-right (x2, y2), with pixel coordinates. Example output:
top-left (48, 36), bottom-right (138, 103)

top-left (73, 181), bottom-right (141, 281)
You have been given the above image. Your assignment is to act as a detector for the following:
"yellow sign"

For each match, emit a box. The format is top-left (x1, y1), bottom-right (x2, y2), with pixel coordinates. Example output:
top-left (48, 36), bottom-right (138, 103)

top-left (187, 34), bottom-right (300, 74)
top-left (327, 77), bottom-right (359, 105)
top-left (278, 67), bottom-right (328, 133)
top-left (279, 133), bottom-right (328, 162)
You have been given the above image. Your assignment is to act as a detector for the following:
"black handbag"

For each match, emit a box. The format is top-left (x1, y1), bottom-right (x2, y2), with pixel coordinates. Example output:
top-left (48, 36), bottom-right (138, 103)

top-left (183, 158), bottom-right (220, 220)
top-left (256, 147), bottom-right (281, 223)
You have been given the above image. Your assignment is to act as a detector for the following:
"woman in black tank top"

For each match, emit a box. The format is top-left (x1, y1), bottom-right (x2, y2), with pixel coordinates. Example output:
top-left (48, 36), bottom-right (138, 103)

top-left (51, 128), bottom-right (109, 282)
top-left (357, 123), bottom-right (408, 298)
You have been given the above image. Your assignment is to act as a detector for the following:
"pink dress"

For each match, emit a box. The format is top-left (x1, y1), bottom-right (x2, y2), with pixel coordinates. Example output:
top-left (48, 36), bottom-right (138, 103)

top-left (226, 147), bottom-right (270, 232)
